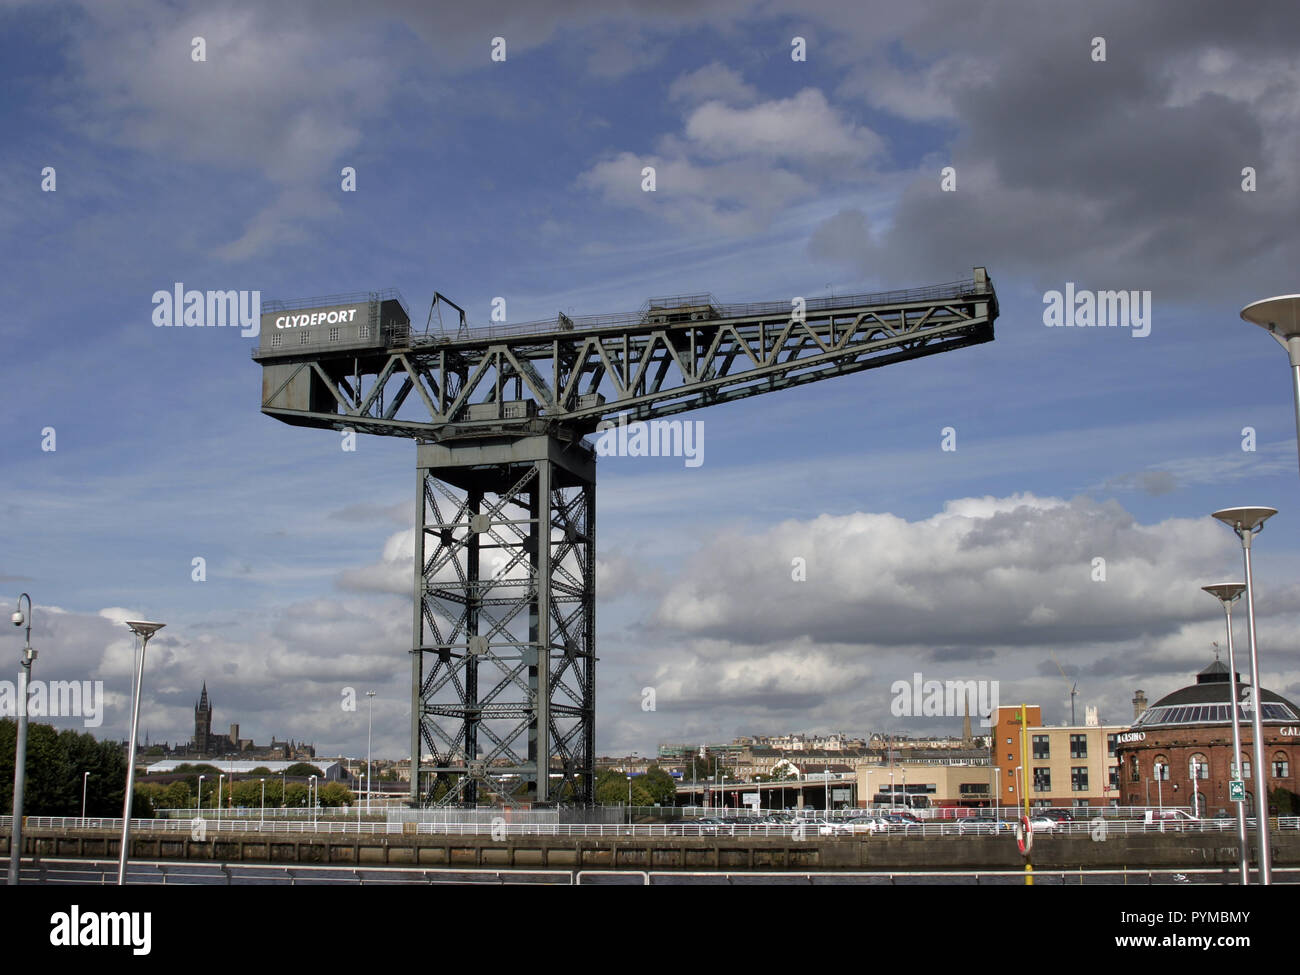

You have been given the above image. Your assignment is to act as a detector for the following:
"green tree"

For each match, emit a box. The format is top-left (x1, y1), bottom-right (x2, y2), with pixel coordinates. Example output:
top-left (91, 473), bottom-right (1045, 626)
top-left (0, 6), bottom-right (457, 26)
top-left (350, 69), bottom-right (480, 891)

top-left (231, 779), bottom-right (264, 808)
top-left (0, 719), bottom-right (128, 817)
top-left (285, 762), bottom-right (323, 778)
top-left (284, 783), bottom-right (309, 807)
top-left (319, 782), bottom-right (355, 807)
top-left (162, 780), bottom-right (192, 810)
top-left (641, 765), bottom-right (677, 804)
top-left (1270, 787), bottom-right (1299, 816)
top-left (595, 769), bottom-right (657, 805)
top-left (132, 786), bottom-right (157, 818)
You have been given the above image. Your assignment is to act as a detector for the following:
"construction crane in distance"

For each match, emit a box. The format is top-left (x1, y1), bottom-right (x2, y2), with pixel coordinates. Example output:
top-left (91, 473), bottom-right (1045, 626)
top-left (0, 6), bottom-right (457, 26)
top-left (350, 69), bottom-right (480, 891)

top-left (252, 267), bottom-right (999, 806)
top-left (1050, 651), bottom-right (1079, 726)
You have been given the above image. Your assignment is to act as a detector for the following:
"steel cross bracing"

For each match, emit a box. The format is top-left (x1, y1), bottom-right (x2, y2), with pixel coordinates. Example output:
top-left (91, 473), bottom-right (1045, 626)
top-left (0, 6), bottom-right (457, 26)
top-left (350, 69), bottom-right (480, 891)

top-left (253, 269), bottom-right (997, 808)
top-left (409, 436), bottom-right (595, 806)
top-left (256, 270), bottom-right (997, 441)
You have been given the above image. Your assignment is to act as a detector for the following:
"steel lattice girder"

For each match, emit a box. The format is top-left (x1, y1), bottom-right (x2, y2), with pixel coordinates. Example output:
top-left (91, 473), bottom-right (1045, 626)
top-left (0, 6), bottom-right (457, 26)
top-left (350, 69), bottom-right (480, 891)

top-left (409, 434), bottom-right (595, 807)
top-left (257, 270), bottom-right (998, 440)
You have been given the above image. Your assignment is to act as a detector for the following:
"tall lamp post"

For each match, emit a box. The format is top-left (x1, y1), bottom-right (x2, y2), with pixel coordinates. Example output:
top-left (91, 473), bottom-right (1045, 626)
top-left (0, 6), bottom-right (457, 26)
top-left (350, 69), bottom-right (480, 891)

top-left (1241, 295), bottom-right (1300, 476)
top-left (366, 690), bottom-right (375, 815)
top-left (81, 771), bottom-right (90, 825)
top-left (118, 619), bottom-right (164, 885)
top-left (1212, 506), bottom-right (1277, 885)
top-left (8, 593), bottom-right (36, 886)
top-left (1202, 583), bottom-right (1251, 885)
top-left (1191, 757), bottom-right (1201, 817)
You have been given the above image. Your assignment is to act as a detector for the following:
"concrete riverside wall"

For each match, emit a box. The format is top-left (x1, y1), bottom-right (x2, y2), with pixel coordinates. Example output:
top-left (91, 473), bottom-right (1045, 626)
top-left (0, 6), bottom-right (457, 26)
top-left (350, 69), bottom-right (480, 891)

top-left (4, 826), bottom-right (1298, 872)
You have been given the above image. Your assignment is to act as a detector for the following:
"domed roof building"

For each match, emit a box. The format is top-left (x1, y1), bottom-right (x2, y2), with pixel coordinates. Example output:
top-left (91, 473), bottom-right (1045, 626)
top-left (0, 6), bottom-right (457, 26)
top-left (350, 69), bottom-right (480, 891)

top-left (1116, 658), bottom-right (1300, 816)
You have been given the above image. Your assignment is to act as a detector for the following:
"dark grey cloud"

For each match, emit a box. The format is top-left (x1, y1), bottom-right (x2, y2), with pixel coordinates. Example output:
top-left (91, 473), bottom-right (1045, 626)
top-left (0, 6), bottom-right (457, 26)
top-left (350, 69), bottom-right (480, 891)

top-left (808, 0), bottom-right (1300, 296)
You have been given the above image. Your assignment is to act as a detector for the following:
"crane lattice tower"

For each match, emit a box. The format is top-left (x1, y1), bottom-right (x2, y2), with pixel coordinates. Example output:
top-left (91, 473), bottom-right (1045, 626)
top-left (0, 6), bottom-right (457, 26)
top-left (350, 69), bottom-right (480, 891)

top-left (253, 269), bottom-right (999, 805)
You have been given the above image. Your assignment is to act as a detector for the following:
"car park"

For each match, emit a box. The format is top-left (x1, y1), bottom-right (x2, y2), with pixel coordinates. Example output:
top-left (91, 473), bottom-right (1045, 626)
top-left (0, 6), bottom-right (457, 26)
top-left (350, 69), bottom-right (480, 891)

top-left (844, 816), bottom-right (890, 835)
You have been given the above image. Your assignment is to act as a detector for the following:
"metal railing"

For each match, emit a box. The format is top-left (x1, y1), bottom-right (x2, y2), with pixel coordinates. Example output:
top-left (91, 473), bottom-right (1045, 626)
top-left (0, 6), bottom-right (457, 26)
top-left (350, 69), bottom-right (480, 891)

top-left (6, 814), bottom-right (1297, 839)
top-left (7, 857), bottom-right (1295, 885)
top-left (414, 278), bottom-right (985, 345)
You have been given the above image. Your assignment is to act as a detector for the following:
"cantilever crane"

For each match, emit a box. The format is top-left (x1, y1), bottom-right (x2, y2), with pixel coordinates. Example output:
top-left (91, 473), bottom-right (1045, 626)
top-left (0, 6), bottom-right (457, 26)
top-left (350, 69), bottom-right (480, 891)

top-left (252, 268), bottom-right (999, 806)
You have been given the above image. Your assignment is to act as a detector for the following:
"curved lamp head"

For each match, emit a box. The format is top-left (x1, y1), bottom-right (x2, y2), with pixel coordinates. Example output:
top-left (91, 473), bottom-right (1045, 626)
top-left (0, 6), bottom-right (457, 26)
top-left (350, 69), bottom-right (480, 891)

top-left (1212, 506), bottom-right (1277, 536)
top-left (1242, 296), bottom-right (1300, 366)
top-left (12, 592), bottom-right (32, 628)
top-left (1202, 583), bottom-right (1246, 605)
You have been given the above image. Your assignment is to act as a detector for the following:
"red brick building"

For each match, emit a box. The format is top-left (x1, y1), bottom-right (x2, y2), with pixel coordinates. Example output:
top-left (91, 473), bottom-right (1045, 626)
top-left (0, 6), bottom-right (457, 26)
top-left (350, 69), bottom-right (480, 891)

top-left (1115, 659), bottom-right (1300, 816)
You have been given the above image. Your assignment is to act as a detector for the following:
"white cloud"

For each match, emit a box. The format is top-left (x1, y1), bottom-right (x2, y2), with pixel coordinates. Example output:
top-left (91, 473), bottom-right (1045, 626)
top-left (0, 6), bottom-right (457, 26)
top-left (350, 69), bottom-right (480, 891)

top-left (684, 89), bottom-right (883, 163)
top-left (668, 62), bottom-right (760, 106)
top-left (650, 492), bottom-right (1247, 648)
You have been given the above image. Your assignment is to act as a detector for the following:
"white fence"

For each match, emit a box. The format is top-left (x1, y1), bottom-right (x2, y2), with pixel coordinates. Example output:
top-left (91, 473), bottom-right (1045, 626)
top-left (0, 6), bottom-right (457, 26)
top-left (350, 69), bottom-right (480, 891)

top-left (4, 814), bottom-right (1298, 839)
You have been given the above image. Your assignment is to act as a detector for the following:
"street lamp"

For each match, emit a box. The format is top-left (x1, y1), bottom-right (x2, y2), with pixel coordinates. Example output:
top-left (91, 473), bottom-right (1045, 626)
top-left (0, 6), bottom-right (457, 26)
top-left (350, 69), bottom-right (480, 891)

top-left (81, 771), bottom-right (90, 825)
top-left (8, 594), bottom-right (36, 886)
top-left (198, 774), bottom-right (205, 818)
top-left (310, 774), bottom-right (318, 830)
top-left (1212, 506), bottom-right (1277, 884)
top-left (1191, 757), bottom-right (1201, 818)
top-left (118, 619), bottom-right (165, 885)
top-left (1202, 583), bottom-right (1251, 885)
top-left (280, 771), bottom-right (286, 810)
top-left (1241, 295), bottom-right (1300, 476)
top-left (260, 778), bottom-right (266, 830)
top-left (366, 690), bottom-right (375, 816)
top-left (217, 774), bottom-right (224, 826)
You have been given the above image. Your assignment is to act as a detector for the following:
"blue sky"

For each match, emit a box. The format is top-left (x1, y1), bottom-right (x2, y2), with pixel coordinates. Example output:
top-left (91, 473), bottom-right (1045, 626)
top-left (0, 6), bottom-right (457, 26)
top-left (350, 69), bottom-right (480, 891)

top-left (3, 0), bottom-right (1300, 761)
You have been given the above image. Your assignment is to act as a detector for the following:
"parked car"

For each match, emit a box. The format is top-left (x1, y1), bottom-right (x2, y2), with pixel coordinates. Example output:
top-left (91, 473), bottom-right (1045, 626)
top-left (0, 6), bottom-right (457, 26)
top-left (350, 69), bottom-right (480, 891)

top-left (957, 817), bottom-right (1011, 835)
top-left (844, 816), bottom-right (890, 835)
top-left (1028, 815), bottom-right (1058, 833)
top-left (881, 812), bottom-right (923, 832)
top-left (1144, 809), bottom-right (1200, 829)
top-left (790, 817), bottom-right (849, 837)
